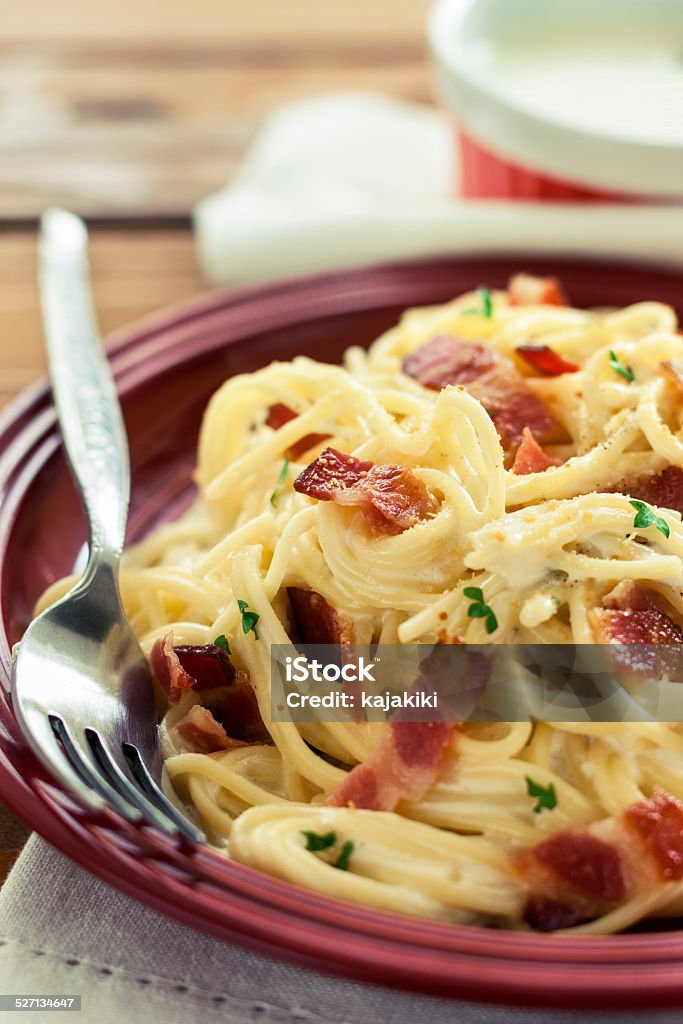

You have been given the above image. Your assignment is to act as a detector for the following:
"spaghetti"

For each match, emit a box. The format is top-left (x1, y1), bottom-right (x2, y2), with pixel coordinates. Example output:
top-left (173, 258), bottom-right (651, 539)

top-left (37, 274), bottom-right (683, 932)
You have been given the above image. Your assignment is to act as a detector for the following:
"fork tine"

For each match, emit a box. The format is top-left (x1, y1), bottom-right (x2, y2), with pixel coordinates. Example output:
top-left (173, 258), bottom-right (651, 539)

top-left (85, 729), bottom-right (186, 838)
top-left (50, 716), bottom-right (143, 824)
top-left (16, 709), bottom-right (106, 816)
top-left (123, 742), bottom-right (205, 844)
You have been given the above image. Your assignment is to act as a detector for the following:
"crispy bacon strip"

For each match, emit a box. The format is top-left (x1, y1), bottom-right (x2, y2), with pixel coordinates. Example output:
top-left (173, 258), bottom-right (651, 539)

top-left (289, 588), bottom-right (354, 646)
top-left (202, 677), bottom-right (269, 743)
top-left (327, 721), bottom-right (455, 811)
top-left (151, 634), bottom-right (233, 703)
top-left (151, 632), bottom-right (268, 741)
top-left (612, 465), bottom-right (683, 518)
top-left (172, 643), bottom-right (236, 691)
top-left (293, 447), bottom-right (437, 536)
top-left (591, 583), bottom-right (683, 654)
top-left (524, 897), bottom-right (584, 932)
top-left (402, 336), bottom-right (496, 390)
top-left (507, 273), bottom-right (566, 307)
top-left (521, 790), bottom-right (683, 930)
top-left (265, 402), bottom-right (330, 460)
top-left (623, 790), bottom-right (683, 880)
top-left (151, 630), bottom-right (219, 704)
top-left (516, 344), bottom-right (579, 376)
top-left (403, 336), bottom-right (562, 451)
top-left (589, 583), bottom-right (683, 680)
top-left (174, 705), bottom-right (248, 754)
top-left (467, 365), bottom-right (562, 449)
top-left (511, 428), bottom-right (562, 475)
top-left (534, 831), bottom-right (626, 903)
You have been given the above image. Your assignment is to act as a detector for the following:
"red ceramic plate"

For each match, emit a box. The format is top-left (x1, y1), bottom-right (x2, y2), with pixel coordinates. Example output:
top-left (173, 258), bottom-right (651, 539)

top-left (3, 255), bottom-right (683, 1010)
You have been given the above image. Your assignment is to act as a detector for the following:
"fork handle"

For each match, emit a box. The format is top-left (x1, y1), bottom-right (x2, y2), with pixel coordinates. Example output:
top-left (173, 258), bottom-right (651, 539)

top-left (39, 209), bottom-right (130, 560)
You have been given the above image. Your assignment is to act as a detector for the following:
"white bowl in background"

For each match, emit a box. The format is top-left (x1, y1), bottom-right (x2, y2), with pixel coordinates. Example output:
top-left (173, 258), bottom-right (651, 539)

top-left (428, 0), bottom-right (683, 200)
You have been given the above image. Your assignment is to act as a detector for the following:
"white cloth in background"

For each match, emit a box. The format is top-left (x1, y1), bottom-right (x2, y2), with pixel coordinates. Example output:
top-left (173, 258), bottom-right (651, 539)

top-left (194, 91), bottom-right (683, 286)
top-left (4, 90), bottom-right (683, 1024)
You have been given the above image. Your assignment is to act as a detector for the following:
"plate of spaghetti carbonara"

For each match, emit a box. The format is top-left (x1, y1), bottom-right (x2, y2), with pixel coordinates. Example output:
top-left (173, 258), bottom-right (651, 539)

top-left (5, 257), bottom-right (683, 1005)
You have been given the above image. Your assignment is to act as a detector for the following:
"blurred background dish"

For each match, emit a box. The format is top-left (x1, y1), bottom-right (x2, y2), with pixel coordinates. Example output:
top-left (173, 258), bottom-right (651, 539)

top-left (429, 0), bottom-right (683, 200)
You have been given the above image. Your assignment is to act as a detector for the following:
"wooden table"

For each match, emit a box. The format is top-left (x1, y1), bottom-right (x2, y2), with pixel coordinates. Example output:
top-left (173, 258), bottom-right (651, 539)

top-left (0, 0), bottom-right (432, 878)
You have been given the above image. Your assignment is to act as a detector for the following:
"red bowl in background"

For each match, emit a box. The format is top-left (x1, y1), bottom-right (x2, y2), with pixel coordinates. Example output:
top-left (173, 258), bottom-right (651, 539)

top-left (456, 132), bottom-right (637, 204)
top-left (3, 256), bottom-right (683, 1009)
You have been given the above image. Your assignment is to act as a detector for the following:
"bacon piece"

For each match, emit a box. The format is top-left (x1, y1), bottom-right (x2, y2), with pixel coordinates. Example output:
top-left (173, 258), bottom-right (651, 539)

top-left (590, 583), bottom-right (683, 680)
top-left (174, 705), bottom-right (248, 754)
top-left (590, 583), bottom-right (683, 645)
top-left (151, 634), bottom-right (202, 703)
top-left (402, 336), bottom-right (496, 390)
top-left (403, 336), bottom-right (562, 451)
top-left (265, 402), bottom-right (297, 431)
top-left (295, 448), bottom-right (372, 498)
top-left (289, 588), bottom-right (353, 646)
top-left (151, 633), bottom-right (268, 740)
top-left (524, 896), bottom-right (585, 932)
top-left (614, 465), bottom-right (683, 518)
top-left (467, 365), bottom-right (562, 448)
top-left (173, 644), bottom-right (236, 691)
top-left (511, 427), bottom-right (562, 475)
top-left (623, 791), bottom-right (683, 880)
top-left (294, 447), bottom-right (437, 536)
top-left (516, 345), bottom-right (579, 376)
top-left (327, 721), bottom-right (455, 811)
top-left (151, 635), bottom-right (236, 703)
top-left (522, 790), bottom-right (683, 931)
top-left (202, 676), bottom-right (269, 743)
top-left (265, 402), bottom-right (330, 460)
top-left (507, 273), bottom-right (566, 307)
top-left (533, 831), bottom-right (625, 903)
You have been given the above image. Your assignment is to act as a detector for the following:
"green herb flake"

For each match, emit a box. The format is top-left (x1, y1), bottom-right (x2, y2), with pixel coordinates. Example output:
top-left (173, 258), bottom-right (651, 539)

top-left (463, 286), bottom-right (494, 319)
top-left (464, 586), bottom-right (498, 634)
top-left (628, 499), bottom-right (670, 539)
top-left (301, 830), bottom-right (337, 852)
top-left (269, 455), bottom-right (290, 508)
top-left (237, 599), bottom-right (260, 639)
top-left (525, 776), bottom-right (557, 814)
top-left (214, 634), bottom-right (231, 654)
top-left (551, 596), bottom-right (561, 611)
top-left (608, 349), bottom-right (635, 383)
top-left (333, 839), bottom-right (354, 871)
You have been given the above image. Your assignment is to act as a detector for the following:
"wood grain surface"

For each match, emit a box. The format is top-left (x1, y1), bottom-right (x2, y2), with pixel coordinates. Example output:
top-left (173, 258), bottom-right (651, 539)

top-left (0, 0), bottom-right (433, 880)
top-left (0, 0), bottom-right (431, 221)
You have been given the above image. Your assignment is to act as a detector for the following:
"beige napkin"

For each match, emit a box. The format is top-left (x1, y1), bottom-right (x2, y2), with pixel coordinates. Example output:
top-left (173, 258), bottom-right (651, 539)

top-left (2, 835), bottom-right (680, 1024)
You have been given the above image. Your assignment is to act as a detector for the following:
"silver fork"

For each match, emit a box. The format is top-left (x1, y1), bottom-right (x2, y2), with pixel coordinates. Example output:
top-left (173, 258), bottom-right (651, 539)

top-left (10, 208), bottom-right (203, 843)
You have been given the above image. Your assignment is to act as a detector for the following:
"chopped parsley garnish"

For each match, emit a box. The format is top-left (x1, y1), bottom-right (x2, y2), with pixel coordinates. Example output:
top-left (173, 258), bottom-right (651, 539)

top-left (463, 286), bottom-right (493, 319)
top-left (551, 595), bottom-right (561, 611)
top-left (301, 830), bottom-right (336, 852)
top-left (237, 599), bottom-right (260, 639)
top-left (333, 840), bottom-right (354, 871)
top-left (464, 586), bottom-right (498, 634)
top-left (301, 831), bottom-right (354, 870)
top-left (269, 455), bottom-right (290, 507)
top-left (525, 776), bottom-right (557, 814)
top-left (214, 633), bottom-right (231, 654)
top-left (629, 499), bottom-right (670, 539)
top-left (608, 349), bottom-right (634, 383)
